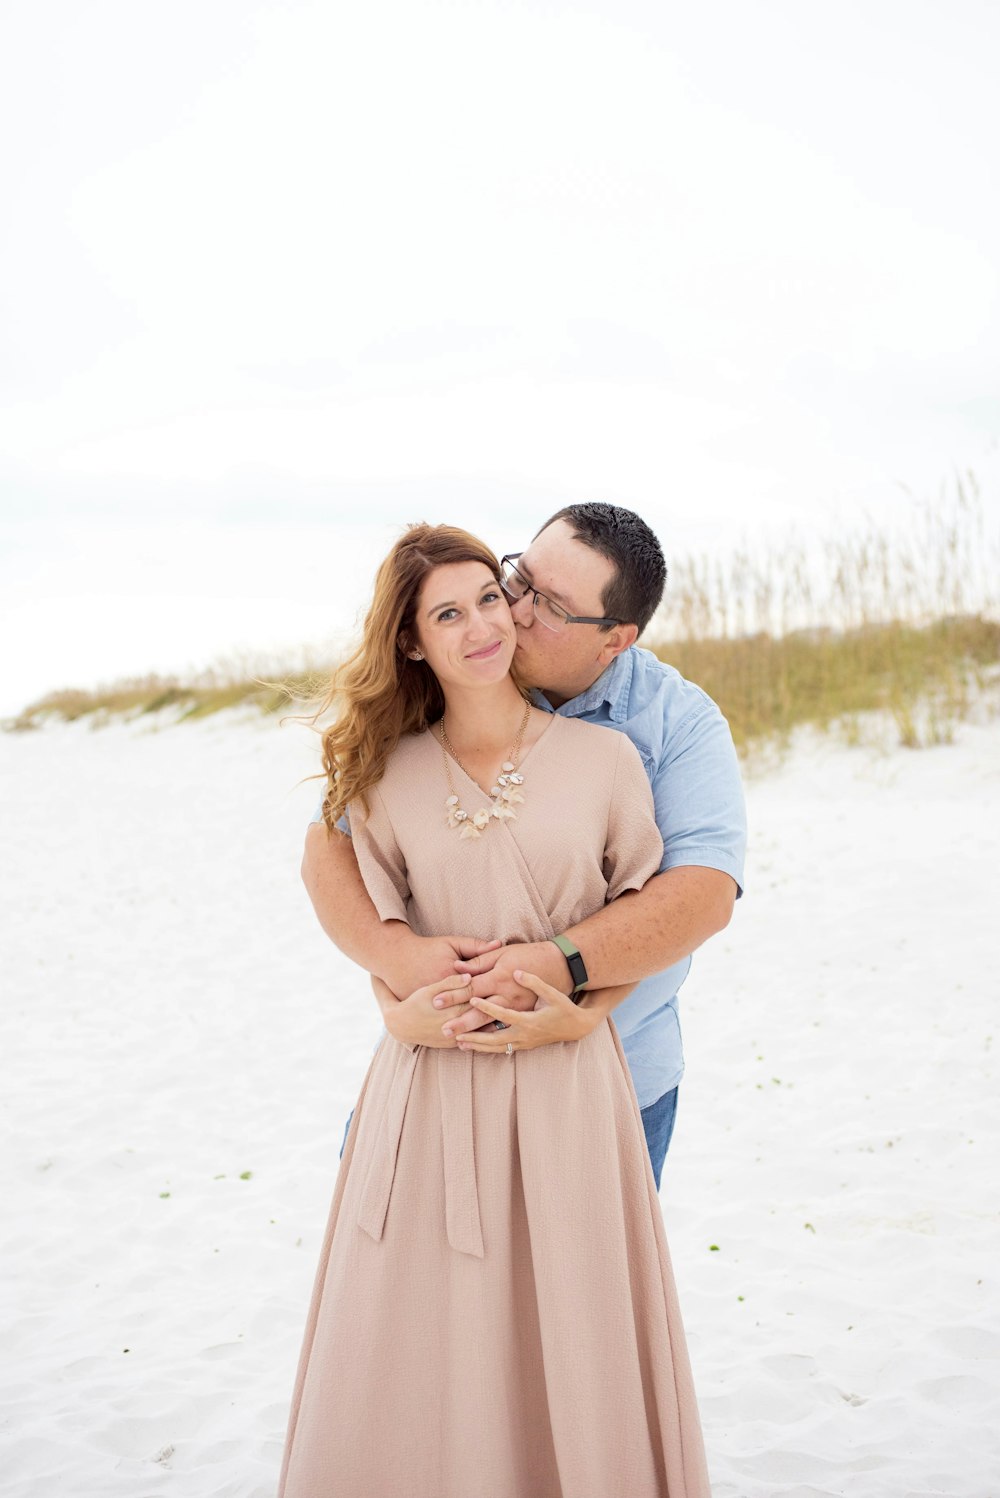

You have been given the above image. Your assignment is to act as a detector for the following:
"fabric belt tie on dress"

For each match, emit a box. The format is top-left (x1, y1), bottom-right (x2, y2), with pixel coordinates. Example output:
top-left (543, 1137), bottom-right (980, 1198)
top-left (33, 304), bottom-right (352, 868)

top-left (356, 1045), bottom-right (485, 1258)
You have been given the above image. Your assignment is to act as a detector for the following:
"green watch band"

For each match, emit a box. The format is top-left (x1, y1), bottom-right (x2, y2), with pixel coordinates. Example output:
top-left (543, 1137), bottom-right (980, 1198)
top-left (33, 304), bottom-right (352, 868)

top-left (549, 935), bottom-right (588, 1000)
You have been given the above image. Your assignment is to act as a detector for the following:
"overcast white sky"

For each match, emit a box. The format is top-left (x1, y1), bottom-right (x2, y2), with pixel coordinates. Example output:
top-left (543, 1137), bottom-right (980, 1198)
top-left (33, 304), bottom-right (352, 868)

top-left (1, 0), bottom-right (998, 717)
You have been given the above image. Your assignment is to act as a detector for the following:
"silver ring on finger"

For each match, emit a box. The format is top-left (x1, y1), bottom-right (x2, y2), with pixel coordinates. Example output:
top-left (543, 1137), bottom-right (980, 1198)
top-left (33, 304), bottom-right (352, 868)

top-left (492, 1019), bottom-right (509, 1031)
top-left (506, 1042), bottom-right (514, 1056)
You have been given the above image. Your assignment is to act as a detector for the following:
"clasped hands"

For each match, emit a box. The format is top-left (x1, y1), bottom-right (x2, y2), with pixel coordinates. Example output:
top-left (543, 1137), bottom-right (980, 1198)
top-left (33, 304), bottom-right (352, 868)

top-left (378, 936), bottom-right (601, 1054)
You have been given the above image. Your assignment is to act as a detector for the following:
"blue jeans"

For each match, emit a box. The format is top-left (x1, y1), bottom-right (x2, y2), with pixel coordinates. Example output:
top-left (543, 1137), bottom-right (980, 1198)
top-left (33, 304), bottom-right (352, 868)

top-left (338, 1084), bottom-right (679, 1187)
top-left (639, 1085), bottom-right (678, 1189)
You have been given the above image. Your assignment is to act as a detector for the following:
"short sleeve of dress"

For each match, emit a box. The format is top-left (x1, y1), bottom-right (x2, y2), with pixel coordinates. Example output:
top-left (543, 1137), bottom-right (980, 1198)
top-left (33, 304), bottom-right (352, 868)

top-left (603, 733), bottom-right (664, 901)
top-left (349, 786), bottom-right (411, 925)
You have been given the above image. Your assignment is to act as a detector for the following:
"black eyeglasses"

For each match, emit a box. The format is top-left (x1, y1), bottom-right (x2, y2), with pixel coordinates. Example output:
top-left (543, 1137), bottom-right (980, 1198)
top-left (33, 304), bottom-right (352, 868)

top-left (500, 555), bottom-right (621, 633)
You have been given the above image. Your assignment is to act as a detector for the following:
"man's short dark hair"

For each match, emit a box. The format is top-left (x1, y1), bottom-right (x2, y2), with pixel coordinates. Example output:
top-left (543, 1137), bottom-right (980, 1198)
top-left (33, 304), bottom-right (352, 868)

top-left (535, 503), bottom-right (667, 634)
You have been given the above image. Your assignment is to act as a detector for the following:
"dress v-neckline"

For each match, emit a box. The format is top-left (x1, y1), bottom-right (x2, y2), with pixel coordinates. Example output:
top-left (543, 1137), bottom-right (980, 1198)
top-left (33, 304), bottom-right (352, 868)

top-left (435, 712), bottom-right (559, 803)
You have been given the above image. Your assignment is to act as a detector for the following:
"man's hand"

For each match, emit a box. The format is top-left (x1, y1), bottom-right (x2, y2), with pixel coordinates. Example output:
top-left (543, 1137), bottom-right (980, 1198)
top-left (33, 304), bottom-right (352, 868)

top-left (441, 941), bottom-right (572, 1037)
top-left (379, 932), bottom-right (503, 999)
top-left (375, 974), bottom-right (475, 1050)
top-left (454, 969), bottom-right (601, 1053)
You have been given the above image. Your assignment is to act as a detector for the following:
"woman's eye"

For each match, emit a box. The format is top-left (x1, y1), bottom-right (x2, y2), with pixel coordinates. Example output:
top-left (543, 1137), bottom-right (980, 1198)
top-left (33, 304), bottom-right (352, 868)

top-left (480, 591), bottom-right (501, 604)
top-left (437, 608), bottom-right (459, 622)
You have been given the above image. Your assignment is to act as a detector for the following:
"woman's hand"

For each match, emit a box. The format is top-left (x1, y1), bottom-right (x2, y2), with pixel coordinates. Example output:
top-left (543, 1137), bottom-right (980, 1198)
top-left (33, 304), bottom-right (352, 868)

top-left (375, 974), bottom-right (474, 1049)
top-left (455, 969), bottom-right (602, 1053)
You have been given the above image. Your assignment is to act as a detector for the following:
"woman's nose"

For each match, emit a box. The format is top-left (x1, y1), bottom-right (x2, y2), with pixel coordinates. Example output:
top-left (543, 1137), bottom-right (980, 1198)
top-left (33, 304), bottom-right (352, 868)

top-left (465, 608), bottom-right (493, 639)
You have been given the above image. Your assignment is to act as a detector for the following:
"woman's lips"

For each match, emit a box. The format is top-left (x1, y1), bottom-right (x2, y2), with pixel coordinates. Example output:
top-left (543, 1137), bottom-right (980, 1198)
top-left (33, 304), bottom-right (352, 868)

top-left (466, 640), bottom-right (503, 660)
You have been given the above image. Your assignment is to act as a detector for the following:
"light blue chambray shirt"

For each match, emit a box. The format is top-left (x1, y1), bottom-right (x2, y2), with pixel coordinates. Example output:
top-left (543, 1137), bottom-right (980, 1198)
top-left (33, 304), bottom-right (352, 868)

top-left (529, 645), bottom-right (746, 1107)
top-left (311, 645), bottom-right (746, 1109)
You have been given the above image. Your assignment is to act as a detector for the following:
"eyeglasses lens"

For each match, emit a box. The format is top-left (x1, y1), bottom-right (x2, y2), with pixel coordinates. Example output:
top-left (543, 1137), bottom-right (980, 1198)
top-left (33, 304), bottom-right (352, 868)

top-left (501, 562), bottom-right (529, 599)
top-left (534, 595), bottom-right (567, 632)
top-left (501, 560), bottom-right (568, 631)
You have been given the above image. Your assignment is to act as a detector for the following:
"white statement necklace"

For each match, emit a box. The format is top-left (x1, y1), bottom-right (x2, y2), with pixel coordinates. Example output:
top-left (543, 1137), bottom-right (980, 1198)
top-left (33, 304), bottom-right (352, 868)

top-left (440, 701), bottom-right (530, 839)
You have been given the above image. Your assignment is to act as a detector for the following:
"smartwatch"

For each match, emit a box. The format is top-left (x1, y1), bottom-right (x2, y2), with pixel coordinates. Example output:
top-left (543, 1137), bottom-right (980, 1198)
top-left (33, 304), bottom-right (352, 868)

top-left (548, 935), bottom-right (589, 1002)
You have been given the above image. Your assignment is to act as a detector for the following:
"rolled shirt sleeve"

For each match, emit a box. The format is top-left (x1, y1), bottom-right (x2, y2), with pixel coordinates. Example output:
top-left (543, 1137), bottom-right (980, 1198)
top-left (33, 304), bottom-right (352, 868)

top-left (309, 797), bottom-right (351, 837)
top-left (651, 696), bottom-right (746, 896)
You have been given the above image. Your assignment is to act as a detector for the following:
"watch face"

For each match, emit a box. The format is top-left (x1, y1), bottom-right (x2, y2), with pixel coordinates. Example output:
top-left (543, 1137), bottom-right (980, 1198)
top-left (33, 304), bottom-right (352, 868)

top-left (567, 952), bottom-right (587, 990)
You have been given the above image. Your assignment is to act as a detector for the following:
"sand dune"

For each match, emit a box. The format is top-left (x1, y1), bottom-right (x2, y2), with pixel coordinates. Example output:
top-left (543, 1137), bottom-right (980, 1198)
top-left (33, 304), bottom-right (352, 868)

top-left (2, 708), bottom-right (998, 1497)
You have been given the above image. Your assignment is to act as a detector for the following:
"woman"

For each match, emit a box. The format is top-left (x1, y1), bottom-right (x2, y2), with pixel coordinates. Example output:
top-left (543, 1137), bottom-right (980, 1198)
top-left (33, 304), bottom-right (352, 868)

top-left (278, 524), bottom-right (709, 1498)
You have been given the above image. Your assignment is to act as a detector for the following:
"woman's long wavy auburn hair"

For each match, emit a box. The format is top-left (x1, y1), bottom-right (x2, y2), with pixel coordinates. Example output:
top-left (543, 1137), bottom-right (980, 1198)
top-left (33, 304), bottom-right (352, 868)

top-left (315, 522), bottom-right (521, 831)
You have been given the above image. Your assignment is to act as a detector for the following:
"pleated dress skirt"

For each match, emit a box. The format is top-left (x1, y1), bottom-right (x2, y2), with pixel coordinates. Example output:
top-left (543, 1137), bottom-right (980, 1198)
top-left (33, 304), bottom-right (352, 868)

top-left (277, 1018), bottom-right (710, 1498)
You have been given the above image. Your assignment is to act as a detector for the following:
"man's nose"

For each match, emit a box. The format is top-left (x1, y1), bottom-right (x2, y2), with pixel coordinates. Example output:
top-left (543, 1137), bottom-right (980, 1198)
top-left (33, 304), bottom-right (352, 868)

top-left (509, 591), bottom-right (534, 627)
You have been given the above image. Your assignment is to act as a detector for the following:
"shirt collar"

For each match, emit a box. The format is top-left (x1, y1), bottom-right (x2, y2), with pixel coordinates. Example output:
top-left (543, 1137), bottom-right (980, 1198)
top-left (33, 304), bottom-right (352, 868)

top-left (530, 647), bottom-right (635, 723)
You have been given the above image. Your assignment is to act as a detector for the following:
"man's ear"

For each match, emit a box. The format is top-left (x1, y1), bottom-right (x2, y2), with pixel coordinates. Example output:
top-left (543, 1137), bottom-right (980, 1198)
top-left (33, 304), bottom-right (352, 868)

top-left (597, 622), bottom-right (638, 665)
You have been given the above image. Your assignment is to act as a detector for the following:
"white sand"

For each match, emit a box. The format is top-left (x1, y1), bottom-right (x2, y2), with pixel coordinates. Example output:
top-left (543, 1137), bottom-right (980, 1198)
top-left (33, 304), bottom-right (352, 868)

top-left (2, 708), bottom-right (998, 1498)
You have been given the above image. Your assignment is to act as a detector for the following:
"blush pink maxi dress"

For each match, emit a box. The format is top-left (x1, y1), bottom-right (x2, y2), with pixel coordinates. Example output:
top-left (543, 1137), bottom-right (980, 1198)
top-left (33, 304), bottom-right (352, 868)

top-left (278, 714), bottom-right (711, 1498)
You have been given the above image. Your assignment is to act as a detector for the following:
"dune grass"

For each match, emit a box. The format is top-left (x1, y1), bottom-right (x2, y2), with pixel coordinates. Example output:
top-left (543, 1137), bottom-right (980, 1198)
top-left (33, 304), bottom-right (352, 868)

top-left (651, 614), bottom-right (999, 752)
top-left (643, 474), bottom-right (1000, 751)
top-left (8, 476), bottom-right (999, 753)
top-left (6, 663), bottom-right (322, 732)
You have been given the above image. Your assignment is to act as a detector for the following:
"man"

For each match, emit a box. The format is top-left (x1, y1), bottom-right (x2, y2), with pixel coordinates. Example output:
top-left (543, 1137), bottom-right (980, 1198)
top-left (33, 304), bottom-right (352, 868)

top-left (303, 503), bottom-right (746, 1187)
